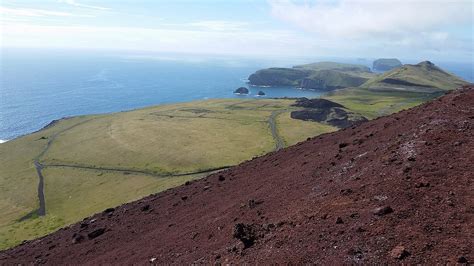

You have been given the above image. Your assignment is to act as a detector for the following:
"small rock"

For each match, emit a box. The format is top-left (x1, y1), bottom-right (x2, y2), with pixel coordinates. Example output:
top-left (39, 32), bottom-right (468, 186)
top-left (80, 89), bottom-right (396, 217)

top-left (218, 175), bottom-right (225, 181)
top-left (373, 206), bottom-right (393, 216)
top-left (149, 257), bottom-right (157, 263)
top-left (389, 245), bottom-right (410, 259)
top-left (233, 223), bottom-right (261, 248)
top-left (181, 196), bottom-right (188, 201)
top-left (203, 185), bottom-right (211, 191)
top-left (103, 208), bottom-right (115, 214)
top-left (336, 217), bottom-right (344, 224)
top-left (80, 222), bottom-right (88, 229)
top-left (87, 228), bottom-right (106, 240)
top-left (339, 143), bottom-right (349, 149)
top-left (415, 182), bottom-right (430, 188)
top-left (457, 256), bottom-right (468, 263)
top-left (184, 181), bottom-right (191, 186)
top-left (72, 233), bottom-right (84, 244)
top-left (141, 205), bottom-right (150, 212)
top-left (341, 189), bottom-right (353, 195)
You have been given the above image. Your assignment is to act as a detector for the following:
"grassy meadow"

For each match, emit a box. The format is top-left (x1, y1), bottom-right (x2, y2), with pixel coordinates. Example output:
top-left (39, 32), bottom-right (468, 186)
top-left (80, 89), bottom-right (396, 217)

top-left (0, 98), bottom-right (341, 250)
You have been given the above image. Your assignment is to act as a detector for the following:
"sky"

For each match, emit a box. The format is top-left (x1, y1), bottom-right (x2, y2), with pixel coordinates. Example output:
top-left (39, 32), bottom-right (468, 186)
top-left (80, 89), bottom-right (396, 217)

top-left (0, 0), bottom-right (473, 62)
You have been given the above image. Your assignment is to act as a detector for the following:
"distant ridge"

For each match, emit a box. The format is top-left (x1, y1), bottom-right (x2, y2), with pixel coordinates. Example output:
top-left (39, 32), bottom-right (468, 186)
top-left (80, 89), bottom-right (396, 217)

top-left (362, 61), bottom-right (468, 92)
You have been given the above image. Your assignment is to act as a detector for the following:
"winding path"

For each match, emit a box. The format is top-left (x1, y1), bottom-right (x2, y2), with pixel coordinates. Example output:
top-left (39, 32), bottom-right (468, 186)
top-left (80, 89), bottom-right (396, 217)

top-left (269, 110), bottom-right (286, 151)
top-left (33, 161), bottom-right (46, 216)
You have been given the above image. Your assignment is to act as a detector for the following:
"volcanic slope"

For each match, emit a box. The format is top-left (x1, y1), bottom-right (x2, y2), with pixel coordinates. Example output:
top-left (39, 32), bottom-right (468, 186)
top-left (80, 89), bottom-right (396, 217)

top-left (1, 87), bottom-right (473, 264)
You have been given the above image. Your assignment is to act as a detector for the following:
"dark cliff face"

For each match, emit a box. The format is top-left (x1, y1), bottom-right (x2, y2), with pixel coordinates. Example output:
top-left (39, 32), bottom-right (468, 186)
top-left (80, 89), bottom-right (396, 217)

top-left (299, 78), bottom-right (326, 90)
top-left (373, 58), bottom-right (402, 71)
top-left (248, 68), bottom-right (309, 86)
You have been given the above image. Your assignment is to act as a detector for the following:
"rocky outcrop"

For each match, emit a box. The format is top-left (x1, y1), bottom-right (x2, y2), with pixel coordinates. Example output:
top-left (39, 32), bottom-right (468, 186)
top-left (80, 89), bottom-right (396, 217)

top-left (290, 98), bottom-right (367, 128)
top-left (234, 87), bottom-right (249, 94)
top-left (373, 58), bottom-right (402, 71)
top-left (291, 107), bottom-right (368, 128)
top-left (257, 91), bottom-right (265, 96)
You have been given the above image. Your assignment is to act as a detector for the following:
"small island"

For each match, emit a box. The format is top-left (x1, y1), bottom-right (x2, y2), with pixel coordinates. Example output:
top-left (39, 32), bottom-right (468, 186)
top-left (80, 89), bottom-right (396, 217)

top-left (373, 58), bottom-right (402, 71)
top-left (234, 87), bottom-right (249, 95)
top-left (257, 91), bottom-right (266, 96)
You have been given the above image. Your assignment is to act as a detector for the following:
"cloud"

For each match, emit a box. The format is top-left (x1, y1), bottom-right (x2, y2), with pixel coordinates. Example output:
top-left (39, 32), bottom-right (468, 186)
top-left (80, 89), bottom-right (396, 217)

top-left (60, 0), bottom-right (110, 11)
top-left (0, 22), bottom-right (317, 56)
top-left (268, 0), bottom-right (472, 39)
top-left (187, 20), bottom-right (250, 31)
top-left (0, 6), bottom-right (75, 17)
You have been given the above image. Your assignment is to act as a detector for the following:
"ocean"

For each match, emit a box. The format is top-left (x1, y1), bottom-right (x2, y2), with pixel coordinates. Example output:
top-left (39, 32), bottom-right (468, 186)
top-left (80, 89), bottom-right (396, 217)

top-left (1, 49), bottom-right (472, 141)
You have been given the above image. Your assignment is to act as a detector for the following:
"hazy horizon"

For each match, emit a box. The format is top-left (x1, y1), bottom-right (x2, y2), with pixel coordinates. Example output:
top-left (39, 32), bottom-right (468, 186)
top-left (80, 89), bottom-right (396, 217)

top-left (1, 0), bottom-right (473, 62)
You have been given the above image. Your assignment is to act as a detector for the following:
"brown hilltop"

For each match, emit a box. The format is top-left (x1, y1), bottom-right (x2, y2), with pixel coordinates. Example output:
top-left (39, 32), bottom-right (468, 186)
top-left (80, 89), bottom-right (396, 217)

top-left (1, 87), bottom-right (473, 264)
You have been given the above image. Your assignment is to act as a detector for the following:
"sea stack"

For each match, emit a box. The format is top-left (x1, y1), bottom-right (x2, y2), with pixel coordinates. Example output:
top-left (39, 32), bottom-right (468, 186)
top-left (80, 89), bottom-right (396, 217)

top-left (257, 91), bottom-right (265, 96)
top-left (234, 87), bottom-right (249, 95)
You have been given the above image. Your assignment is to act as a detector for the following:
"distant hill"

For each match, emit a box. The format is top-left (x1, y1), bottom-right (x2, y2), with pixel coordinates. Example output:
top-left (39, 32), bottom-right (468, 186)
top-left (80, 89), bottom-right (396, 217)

top-left (373, 58), bottom-right (402, 71)
top-left (293, 61), bottom-right (371, 72)
top-left (248, 62), bottom-right (376, 90)
top-left (362, 61), bottom-right (468, 92)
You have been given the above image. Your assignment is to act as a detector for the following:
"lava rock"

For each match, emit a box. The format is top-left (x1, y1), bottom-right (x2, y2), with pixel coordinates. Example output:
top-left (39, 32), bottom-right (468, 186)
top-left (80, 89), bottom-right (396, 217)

top-left (88, 228), bottom-right (106, 240)
top-left (141, 204), bottom-right (150, 212)
top-left (72, 233), bottom-right (84, 244)
top-left (257, 91), bottom-right (265, 96)
top-left (233, 223), bottom-right (261, 248)
top-left (103, 208), bottom-right (115, 214)
top-left (373, 206), bottom-right (394, 216)
top-left (389, 245), bottom-right (410, 259)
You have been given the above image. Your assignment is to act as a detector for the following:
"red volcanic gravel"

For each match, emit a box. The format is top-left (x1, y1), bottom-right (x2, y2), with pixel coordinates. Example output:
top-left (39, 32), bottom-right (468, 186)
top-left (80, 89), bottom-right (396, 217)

top-left (1, 87), bottom-right (473, 264)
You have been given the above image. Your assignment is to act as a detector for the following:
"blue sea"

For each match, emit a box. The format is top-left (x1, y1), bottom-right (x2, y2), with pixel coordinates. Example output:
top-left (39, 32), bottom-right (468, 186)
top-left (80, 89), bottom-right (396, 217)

top-left (1, 49), bottom-right (473, 141)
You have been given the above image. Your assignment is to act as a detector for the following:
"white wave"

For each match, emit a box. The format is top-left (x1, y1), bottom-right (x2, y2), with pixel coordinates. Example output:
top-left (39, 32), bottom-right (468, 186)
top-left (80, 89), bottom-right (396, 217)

top-left (0, 139), bottom-right (7, 144)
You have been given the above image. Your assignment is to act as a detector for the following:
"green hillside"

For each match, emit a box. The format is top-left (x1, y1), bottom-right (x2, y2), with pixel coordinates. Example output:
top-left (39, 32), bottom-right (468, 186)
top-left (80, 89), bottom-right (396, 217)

top-left (362, 61), bottom-right (468, 92)
top-left (248, 61), bottom-right (376, 90)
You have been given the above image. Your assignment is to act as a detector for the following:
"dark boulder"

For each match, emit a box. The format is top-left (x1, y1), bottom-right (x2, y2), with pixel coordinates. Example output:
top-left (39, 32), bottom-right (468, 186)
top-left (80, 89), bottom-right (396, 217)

top-left (234, 87), bottom-right (249, 95)
top-left (87, 228), bottom-right (106, 240)
top-left (257, 91), bottom-right (266, 96)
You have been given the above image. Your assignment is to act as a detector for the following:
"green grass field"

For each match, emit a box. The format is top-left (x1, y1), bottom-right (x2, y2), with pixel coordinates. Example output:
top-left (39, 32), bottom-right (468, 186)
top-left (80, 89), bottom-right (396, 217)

top-left (0, 85), bottom-right (449, 250)
top-left (0, 98), bottom-right (350, 250)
